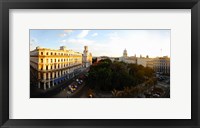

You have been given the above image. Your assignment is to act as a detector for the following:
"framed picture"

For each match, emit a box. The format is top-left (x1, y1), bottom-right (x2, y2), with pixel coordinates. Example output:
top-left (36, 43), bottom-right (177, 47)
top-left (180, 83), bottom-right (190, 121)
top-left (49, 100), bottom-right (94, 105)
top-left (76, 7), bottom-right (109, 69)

top-left (1, 0), bottom-right (200, 127)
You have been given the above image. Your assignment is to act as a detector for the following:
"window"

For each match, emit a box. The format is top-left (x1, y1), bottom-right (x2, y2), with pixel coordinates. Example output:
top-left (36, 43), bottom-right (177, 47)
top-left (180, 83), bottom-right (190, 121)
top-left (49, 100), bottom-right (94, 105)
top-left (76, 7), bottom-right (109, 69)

top-left (55, 59), bottom-right (56, 62)
top-left (51, 52), bottom-right (53, 55)
top-left (51, 59), bottom-right (53, 63)
top-left (46, 65), bottom-right (48, 70)
top-left (41, 59), bottom-right (43, 63)
top-left (41, 52), bottom-right (43, 55)
top-left (46, 52), bottom-right (49, 55)
top-left (51, 66), bottom-right (52, 69)
top-left (47, 59), bottom-right (48, 63)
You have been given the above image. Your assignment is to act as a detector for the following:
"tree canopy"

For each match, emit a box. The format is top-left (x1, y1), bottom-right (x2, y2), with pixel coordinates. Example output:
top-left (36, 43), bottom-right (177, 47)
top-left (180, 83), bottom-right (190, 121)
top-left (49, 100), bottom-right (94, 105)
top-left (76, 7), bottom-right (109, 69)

top-left (86, 59), bottom-right (154, 92)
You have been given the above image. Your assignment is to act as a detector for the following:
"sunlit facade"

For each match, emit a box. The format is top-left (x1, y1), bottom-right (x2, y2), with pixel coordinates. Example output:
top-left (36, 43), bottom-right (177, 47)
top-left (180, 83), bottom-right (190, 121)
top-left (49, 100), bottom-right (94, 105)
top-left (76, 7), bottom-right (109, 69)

top-left (147, 56), bottom-right (170, 74)
top-left (82, 46), bottom-right (92, 67)
top-left (137, 55), bottom-right (154, 67)
top-left (30, 46), bottom-right (82, 90)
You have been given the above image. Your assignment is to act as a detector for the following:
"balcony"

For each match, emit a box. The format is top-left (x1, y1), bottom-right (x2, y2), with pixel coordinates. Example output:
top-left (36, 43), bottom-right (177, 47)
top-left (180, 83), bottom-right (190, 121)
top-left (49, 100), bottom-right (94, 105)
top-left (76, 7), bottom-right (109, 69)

top-left (38, 64), bottom-right (82, 73)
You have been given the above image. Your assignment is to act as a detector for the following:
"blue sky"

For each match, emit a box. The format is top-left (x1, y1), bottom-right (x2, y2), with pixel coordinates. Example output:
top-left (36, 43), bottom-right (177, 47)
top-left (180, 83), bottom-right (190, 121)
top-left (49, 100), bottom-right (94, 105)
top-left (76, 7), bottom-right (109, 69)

top-left (30, 29), bottom-right (170, 57)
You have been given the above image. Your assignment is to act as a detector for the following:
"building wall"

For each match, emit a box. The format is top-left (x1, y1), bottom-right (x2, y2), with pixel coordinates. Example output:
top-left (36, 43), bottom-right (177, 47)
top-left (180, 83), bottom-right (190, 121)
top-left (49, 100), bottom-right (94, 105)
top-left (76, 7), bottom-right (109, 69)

top-left (82, 46), bottom-right (92, 67)
top-left (146, 57), bottom-right (170, 74)
top-left (137, 58), bottom-right (154, 67)
top-left (30, 46), bottom-right (83, 90)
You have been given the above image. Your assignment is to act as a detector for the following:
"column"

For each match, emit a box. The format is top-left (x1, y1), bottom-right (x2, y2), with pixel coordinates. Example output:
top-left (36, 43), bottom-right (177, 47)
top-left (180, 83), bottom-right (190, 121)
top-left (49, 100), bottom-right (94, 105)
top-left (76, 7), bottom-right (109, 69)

top-left (43, 73), bottom-right (46, 90)
top-left (48, 72), bottom-right (51, 80)
top-left (52, 72), bottom-right (55, 79)
top-left (43, 73), bottom-right (46, 80)
top-left (52, 81), bottom-right (54, 86)
top-left (43, 58), bottom-right (46, 71)
top-left (44, 82), bottom-right (46, 90)
top-left (60, 71), bottom-right (62, 77)
top-left (38, 82), bottom-right (40, 88)
top-left (56, 71), bottom-right (58, 78)
top-left (48, 82), bottom-right (50, 88)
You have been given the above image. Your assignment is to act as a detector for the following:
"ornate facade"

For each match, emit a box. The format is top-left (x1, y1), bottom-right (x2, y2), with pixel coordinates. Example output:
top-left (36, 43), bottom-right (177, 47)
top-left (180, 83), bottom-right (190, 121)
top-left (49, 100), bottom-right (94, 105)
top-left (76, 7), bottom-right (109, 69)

top-left (82, 46), bottom-right (92, 68)
top-left (119, 49), bottom-right (137, 64)
top-left (137, 55), bottom-right (154, 67)
top-left (30, 46), bottom-right (83, 90)
top-left (147, 56), bottom-right (170, 74)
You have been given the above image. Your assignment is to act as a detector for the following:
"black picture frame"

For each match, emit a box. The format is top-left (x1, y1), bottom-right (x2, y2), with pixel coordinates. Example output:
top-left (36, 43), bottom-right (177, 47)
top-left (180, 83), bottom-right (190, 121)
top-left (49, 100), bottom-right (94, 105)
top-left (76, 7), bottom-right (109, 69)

top-left (0, 0), bottom-right (200, 128)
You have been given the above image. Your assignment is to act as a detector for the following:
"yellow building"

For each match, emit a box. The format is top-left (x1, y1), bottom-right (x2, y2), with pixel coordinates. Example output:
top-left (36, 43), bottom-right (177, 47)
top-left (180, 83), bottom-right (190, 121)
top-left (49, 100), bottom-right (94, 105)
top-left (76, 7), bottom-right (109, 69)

top-left (30, 46), bottom-right (83, 90)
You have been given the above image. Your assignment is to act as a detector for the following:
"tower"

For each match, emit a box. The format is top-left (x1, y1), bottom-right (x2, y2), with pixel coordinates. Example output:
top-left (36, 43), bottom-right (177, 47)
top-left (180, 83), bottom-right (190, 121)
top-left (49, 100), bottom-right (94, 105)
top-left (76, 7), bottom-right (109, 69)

top-left (123, 49), bottom-right (128, 57)
top-left (83, 46), bottom-right (92, 68)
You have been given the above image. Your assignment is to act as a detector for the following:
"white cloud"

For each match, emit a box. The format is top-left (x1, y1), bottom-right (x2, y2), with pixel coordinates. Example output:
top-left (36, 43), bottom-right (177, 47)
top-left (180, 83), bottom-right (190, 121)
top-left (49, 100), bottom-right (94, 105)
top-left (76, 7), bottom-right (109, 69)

top-left (59, 33), bottom-right (67, 37)
top-left (64, 30), bottom-right (73, 33)
top-left (59, 38), bottom-right (94, 46)
top-left (101, 31), bottom-right (170, 57)
top-left (92, 33), bottom-right (98, 37)
top-left (59, 30), bottom-right (73, 37)
top-left (58, 30), bottom-right (170, 57)
top-left (58, 39), bottom-right (67, 43)
top-left (77, 30), bottom-right (90, 38)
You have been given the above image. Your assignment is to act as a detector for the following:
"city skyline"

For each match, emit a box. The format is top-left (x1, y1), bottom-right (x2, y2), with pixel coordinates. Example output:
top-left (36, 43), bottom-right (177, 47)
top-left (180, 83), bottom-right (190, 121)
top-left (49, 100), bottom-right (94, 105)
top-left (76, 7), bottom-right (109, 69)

top-left (30, 29), bottom-right (170, 58)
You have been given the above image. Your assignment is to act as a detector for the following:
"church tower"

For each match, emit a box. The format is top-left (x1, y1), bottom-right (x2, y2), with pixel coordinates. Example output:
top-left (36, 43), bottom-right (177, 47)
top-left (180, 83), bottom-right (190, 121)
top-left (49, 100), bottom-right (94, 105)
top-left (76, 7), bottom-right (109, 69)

top-left (83, 46), bottom-right (92, 68)
top-left (123, 48), bottom-right (128, 58)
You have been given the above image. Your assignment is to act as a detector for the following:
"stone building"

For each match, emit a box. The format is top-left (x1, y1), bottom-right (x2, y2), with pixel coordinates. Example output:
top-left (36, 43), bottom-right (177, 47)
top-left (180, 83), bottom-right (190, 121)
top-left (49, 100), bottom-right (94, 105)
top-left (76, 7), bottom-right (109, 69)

top-left (137, 55), bottom-right (154, 67)
top-left (119, 49), bottom-right (137, 64)
top-left (147, 56), bottom-right (170, 74)
top-left (82, 46), bottom-right (92, 68)
top-left (30, 46), bottom-right (82, 90)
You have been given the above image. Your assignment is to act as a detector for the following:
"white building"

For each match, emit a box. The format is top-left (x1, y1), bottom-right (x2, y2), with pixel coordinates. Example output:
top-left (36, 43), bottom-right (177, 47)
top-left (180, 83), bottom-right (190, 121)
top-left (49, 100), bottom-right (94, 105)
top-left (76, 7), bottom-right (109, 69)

top-left (137, 55), bottom-right (154, 67)
top-left (119, 49), bottom-right (137, 64)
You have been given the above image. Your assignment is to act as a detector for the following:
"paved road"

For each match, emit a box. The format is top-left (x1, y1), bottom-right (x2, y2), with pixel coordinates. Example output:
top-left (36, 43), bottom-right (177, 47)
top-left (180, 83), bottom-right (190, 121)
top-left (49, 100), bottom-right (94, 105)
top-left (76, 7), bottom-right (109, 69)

top-left (31, 67), bottom-right (89, 98)
top-left (156, 81), bottom-right (170, 98)
top-left (51, 82), bottom-right (87, 98)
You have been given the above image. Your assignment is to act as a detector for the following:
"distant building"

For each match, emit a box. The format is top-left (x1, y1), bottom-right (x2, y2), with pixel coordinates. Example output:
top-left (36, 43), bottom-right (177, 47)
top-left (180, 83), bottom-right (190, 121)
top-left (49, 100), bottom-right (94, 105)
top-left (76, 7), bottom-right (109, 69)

top-left (96, 56), bottom-right (110, 62)
top-left (82, 46), bottom-right (92, 68)
top-left (147, 56), bottom-right (170, 74)
top-left (119, 49), bottom-right (137, 64)
top-left (30, 46), bottom-right (82, 90)
top-left (137, 55), bottom-right (154, 67)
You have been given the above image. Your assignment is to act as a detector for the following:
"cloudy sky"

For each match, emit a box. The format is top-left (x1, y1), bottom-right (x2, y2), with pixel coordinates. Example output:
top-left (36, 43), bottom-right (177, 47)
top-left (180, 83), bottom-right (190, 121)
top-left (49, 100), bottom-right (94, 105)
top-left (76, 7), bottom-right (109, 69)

top-left (30, 29), bottom-right (170, 57)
